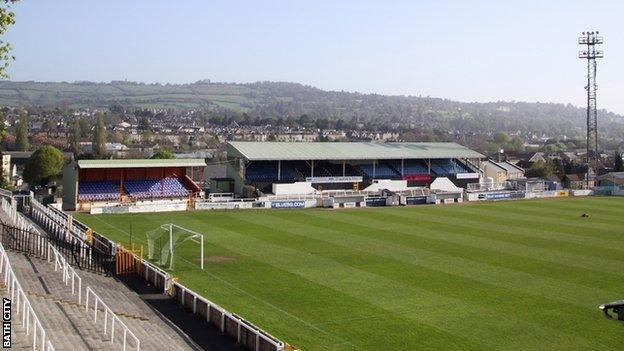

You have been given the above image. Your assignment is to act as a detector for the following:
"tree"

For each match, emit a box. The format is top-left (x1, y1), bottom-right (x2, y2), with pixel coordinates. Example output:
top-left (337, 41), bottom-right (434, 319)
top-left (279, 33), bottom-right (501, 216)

top-left (493, 132), bottom-right (511, 144)
top-left (138, 115), bottom-right (152, 132)
top-left (92, 112), bottom-right (107, 157)
top-left (525, 160), bottom-right (555, 179)
top-left (615, 151), bottom-right (624, 172)
top-left (0, 1), bottom-right (18, 78)
top-left (150, 149), bottom-right (175, 159)
top-left (14, 108), bottom-right (28, 151)
top-left (70, 117), bottom-right (82, 156)
top-left (0, 108), bottom-right (7, 146)
top-left (23, 145), bottom-right (64, 186)
top-left (77, 118), bottom-right (90, 138)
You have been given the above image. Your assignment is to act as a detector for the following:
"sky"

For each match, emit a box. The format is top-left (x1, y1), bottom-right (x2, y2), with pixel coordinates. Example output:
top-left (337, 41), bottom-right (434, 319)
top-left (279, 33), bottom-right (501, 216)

top-left (4, 0), bottom-right (624, 114)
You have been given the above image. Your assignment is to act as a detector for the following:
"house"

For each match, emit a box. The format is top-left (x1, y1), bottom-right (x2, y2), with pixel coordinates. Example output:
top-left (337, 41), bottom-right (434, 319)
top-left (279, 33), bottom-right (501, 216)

top-left (481, 160), bottom-right (525, 184)
top-left (528, 152), bottom-right (546, 163)
top-left (81, 142), bottom-right (130, 155)
top-left (496, 161), bottom-right (525, 180)
top-left (564, 173), bottom-right (585, 189)
top-left (481, 160), bottom-right (508, 184)
top-left (597, 172), bottom-right (624, 187)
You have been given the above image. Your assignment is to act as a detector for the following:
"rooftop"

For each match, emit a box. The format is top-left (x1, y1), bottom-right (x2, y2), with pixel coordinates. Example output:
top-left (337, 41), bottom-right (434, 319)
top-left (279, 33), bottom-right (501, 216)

top-left (598, 172), bottom-right (624, 180)
top-left (76, 158), bottom-right (206, 169)
top-left (227, 142), bottom-right (484, 161)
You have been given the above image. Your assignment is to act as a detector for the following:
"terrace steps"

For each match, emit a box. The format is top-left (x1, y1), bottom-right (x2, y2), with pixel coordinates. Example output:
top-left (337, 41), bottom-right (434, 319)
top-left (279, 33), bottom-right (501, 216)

top-left (4, 250), bottom-right (200, 350)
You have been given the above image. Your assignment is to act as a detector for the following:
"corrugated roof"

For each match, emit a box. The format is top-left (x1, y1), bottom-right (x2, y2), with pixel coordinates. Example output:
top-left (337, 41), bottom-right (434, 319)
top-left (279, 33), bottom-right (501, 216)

top-left (77, 159), bottom-right (206, 169)
top-left (227, 142), bottom-right (484, 161)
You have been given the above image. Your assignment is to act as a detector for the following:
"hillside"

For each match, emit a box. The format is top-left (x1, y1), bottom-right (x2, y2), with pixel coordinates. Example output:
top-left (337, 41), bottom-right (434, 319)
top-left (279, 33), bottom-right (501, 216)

top-left (0, 80), bottom-right (622, 139)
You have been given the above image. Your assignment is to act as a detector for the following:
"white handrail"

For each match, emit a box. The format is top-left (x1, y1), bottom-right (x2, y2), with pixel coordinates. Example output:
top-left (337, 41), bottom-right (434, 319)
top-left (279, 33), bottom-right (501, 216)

top-left (85, 287), bottom-right (140, 351)
top-left (1, 198), bottom-right (40, 234)
top-left (0, 242), bottom-right (55, 351)
top-left (174, 281), bottom-right (284, 351)
top-left (46, 243), bottom-right (82, 304)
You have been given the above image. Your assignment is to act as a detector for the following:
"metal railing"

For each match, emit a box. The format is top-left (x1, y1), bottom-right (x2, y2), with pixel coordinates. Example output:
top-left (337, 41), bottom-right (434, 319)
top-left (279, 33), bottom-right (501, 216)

top-left (0, 242), bottom-right (55, 351)
top-left (174, 281), bottom-right (284, 351)
top-left (30, 200), bottom-right (88, 243)
top-left (47, 242), bottom-right (82, 304)
top-left (85, 287), bottom-right (140, 351)
top-left (115, 243), bottom-right (284, 351)
top-left (1, 197), bottom-right (38, 233)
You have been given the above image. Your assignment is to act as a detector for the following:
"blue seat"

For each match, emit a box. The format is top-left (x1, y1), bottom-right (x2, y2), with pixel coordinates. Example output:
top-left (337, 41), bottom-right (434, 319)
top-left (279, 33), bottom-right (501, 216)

top-left (78, 181), bottom-right (119, 201)
top-left (124, 178), bottom-right (190, 199)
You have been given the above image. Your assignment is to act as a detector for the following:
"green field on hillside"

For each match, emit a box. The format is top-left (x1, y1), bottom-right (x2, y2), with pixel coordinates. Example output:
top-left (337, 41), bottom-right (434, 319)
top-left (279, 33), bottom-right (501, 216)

top-left (75, 197), bottom-right (624, 350)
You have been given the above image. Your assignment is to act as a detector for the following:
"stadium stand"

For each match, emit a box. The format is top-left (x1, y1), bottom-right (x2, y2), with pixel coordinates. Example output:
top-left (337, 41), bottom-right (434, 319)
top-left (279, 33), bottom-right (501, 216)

top-left (226, 142), bottom-right (484, 195)
top-left (124, 177), bottom-right (191, 199)
top-left (359, 163), bottom-right (400, 179)
top-left (77, 181), bottom-right (120, 201)
top-left (430, 159), bottom-right (472, 176)
top-left (317, 161), bottom-right (360, 177)
top-left (63, 159), bottom-right (206, 212)
top-left (245, 161), bottom-right (279, 182)
top-left (288, 161), bottom-right (311, 179)
top-left (386, 159), bottom-right (429, 175)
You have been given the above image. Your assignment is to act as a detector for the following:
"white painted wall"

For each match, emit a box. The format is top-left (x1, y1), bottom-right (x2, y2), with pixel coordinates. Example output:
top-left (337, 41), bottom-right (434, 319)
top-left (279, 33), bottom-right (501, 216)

top-left (363, 180), bottom-right (408, 192)
top-left (272, 182), bottom-right (316, 195)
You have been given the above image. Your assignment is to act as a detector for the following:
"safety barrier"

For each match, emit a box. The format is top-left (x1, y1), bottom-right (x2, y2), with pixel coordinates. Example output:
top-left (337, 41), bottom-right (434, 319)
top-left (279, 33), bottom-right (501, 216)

top-left (102, 239), bottom-right (285, 351)
top-left (85, 287), bottom-right (140, 351)
top-left (47, 242), bottom-right (82, 304)
top-left (37, 201), bottom-right (115, 256)
top-left (0, 241), bottom-right (55, 351)
top-left (0, 188), bottom-right (12, 198)
top-left (173, 281), bottom-right (284, 351)
top-left (30, 200), bottom-right (87, 243)
top-left (1, 197), bottom-right (38, 233)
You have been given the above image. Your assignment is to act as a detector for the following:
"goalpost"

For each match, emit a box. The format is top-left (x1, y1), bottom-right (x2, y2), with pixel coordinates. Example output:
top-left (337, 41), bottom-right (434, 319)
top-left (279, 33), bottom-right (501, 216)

top-left (146, 223), bottom-right (204, 270)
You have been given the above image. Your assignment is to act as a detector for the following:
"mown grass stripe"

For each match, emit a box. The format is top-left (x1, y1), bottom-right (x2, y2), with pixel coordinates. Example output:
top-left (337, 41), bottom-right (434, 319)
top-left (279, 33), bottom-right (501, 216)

top-left (362, 209), bottom-right (624, 276)
top-left (418, 206), bottom-right (624, 257)
top-left (235, 212), bottom-right (623, 345)
top-left (73, 197), bottom-right (624, 351)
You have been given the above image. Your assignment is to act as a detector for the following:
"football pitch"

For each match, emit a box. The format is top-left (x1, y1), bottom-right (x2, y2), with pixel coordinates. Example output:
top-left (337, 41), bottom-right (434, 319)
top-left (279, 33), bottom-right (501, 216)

top-left (75, 197), bottom-right (624, 351)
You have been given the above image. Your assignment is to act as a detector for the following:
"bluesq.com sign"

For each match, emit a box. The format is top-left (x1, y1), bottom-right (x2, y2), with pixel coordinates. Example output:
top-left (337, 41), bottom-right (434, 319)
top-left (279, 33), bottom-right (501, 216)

top-left (270, 200), bottom-right (306, 209)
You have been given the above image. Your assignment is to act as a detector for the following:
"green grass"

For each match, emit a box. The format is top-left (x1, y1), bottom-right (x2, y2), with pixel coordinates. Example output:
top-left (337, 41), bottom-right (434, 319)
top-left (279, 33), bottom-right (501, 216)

top-left (75, 197), bottom-right (624, 350)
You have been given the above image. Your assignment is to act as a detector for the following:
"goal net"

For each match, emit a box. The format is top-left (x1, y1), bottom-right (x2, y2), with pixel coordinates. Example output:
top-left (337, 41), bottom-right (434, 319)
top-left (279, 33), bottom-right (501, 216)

top-left (146, 223), bottom-right (204, 270)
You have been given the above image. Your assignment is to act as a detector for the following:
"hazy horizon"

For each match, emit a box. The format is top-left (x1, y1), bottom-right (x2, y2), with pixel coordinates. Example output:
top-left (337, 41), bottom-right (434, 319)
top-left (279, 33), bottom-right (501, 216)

top-left (4, 1), bottom-right (624, 114)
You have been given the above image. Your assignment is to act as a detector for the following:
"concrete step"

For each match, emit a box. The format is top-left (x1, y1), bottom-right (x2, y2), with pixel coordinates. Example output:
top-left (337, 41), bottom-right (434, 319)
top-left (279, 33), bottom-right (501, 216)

top-left (0, 287), bottom-right (37, 350)
top-left (10, 251), bottom-right (199, 350)
top-left (5, 252), bottom-right (117, 350)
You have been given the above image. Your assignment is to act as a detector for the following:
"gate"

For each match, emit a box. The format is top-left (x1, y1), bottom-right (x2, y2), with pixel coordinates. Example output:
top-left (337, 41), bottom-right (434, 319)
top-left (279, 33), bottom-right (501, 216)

top-left (115, 244), bottom-right (143, 275)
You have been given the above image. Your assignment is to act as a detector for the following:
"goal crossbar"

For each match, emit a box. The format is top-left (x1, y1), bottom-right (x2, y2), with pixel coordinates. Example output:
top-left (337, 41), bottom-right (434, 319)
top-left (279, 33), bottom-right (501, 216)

top-left (147, 223), bottom-right (204, 270)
